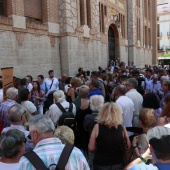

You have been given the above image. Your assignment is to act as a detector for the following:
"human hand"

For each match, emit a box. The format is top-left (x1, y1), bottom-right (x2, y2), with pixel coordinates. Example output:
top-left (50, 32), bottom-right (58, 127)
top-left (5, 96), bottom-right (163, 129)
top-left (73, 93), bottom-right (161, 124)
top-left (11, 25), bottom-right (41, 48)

top-left (132, 136), bottom-right (139, 147)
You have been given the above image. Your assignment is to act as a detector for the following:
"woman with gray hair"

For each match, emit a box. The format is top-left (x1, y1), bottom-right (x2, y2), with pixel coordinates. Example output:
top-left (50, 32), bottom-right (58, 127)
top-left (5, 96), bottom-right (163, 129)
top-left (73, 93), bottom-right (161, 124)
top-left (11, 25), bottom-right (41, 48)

top-left (0, 129), bottom-right (25, 170)
top-left (45, 90), bottom-right (76, 126)
top-left (84, 95), bottom-right (104, 170)
top-left (84, 95), bottom-right (104, 135)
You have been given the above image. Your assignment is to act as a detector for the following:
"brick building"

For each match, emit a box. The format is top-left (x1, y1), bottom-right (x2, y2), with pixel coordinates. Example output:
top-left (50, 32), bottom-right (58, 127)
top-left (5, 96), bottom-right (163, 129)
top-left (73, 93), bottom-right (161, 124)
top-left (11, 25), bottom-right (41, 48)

top-left (0, 0), bottom-right (157, 78)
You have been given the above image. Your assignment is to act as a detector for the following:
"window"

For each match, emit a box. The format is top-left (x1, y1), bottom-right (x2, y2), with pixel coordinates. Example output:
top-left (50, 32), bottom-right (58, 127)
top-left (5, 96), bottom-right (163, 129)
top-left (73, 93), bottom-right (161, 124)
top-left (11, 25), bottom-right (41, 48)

top-left (24, 0), bottom-right (42, 21)
top-left (137, 18), bottom-right (141, 41)
top-left (86, 0), bottom-right (91, 28)
top-left (99, 3), bottom-right (105, 33)
top-left (104, 6), bottom-right (107, 16)
top-left (80, 0), bottom-right (85, 25)
top-left (145, 26), bottom-right (147, 45)
top-left (0, 0), bottom-right (6, 16)
top-left (148, 0), bottom-right (151, 20)
top-left (136, 0), bottom-right (140, 7)
top-left (148, 28), bottom-right (151, 46)
top-left (144, 0), bottom-right (147, 18)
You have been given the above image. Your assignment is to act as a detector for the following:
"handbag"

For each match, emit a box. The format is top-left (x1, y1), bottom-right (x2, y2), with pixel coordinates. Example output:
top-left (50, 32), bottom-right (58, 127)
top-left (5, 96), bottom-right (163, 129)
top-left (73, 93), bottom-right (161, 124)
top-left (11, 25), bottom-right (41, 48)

top-left (121, 125), bottom-right (133, 166)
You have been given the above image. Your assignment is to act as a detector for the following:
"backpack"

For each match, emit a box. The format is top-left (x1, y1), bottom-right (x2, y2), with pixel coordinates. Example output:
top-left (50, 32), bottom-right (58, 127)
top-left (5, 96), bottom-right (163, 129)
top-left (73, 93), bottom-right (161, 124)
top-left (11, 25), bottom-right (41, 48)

top-left (57, 103), bottom-right (77, 132)
top-left (24, 144), bottom-right (74, 170)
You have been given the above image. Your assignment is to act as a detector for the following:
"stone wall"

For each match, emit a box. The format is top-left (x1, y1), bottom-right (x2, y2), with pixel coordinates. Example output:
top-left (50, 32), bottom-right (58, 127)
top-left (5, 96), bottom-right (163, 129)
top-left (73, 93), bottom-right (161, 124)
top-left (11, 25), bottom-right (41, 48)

top-left (60, 36), bottom-right (107, 76)
top-left (0, 31), bottom-right (60, 79)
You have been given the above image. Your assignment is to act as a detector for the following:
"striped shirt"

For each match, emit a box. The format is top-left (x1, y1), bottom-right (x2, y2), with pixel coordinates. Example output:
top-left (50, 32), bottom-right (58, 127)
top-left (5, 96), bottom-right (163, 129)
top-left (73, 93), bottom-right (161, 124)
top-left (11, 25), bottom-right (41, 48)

top-left (0, 99), bottom-right (16, 129)
top-left (17, 138), bottom-right (90, 170)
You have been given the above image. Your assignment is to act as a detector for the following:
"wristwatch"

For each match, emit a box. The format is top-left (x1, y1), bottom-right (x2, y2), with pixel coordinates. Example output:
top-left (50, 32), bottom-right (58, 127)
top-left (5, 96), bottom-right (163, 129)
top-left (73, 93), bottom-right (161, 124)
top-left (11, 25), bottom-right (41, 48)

top-left (139, 156), bottom-right (147, 163)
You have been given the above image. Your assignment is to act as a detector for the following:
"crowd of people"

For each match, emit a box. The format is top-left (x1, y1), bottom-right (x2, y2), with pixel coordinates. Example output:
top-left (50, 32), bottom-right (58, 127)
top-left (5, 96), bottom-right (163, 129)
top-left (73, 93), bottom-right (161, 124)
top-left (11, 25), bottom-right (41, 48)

top-left (0, 61), bottom-right (170, 170)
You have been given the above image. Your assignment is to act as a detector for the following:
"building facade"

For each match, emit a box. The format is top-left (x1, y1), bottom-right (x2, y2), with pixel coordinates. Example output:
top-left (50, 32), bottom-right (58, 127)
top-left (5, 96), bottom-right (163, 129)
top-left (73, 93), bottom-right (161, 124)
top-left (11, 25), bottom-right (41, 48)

top-left (0, 0), bottom-right (157, 78)
top-left (157, 0), bottom-right (170, 65)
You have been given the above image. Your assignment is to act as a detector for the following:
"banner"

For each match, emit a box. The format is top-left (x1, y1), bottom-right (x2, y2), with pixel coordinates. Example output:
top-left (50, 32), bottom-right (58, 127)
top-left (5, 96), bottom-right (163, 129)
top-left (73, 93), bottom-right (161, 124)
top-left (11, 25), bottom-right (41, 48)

top-left (1, 67), bottom-right (14, 101)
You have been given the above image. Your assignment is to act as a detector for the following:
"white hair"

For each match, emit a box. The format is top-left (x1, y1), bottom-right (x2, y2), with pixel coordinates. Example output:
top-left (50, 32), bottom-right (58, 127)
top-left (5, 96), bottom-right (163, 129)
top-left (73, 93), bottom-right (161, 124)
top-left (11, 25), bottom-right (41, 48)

top-left (6, 87), bottom-right (18, 100)
top-left (53, 90), bottom-right (65, 103)
top-left (28, 115), bottom-right (55, 137)
top-left (90, 95), bottom-right (104, 112)
top-left (161, 76), bottom-right (169, 82)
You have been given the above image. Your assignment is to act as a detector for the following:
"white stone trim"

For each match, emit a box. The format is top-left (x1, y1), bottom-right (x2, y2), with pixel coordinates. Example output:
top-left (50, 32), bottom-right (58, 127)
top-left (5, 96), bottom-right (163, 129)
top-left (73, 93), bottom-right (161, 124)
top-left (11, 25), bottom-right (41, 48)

top-left (48, 22), bottom-right (60, 34)
top-left (12, 15), bottom-right (26, 29)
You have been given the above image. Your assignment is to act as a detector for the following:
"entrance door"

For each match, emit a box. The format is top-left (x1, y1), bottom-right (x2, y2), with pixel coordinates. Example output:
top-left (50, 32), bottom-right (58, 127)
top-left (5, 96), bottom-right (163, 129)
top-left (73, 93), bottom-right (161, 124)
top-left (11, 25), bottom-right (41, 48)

top-left (108, 26), bottom-right (115, 61)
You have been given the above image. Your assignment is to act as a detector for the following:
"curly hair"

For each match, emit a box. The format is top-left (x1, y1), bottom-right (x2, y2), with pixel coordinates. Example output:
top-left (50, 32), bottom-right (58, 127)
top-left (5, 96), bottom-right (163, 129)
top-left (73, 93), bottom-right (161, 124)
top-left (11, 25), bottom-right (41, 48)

top-left (54, 126), bottom-right (74, 145)
top-left (139, 108), bottom-right (156, 129)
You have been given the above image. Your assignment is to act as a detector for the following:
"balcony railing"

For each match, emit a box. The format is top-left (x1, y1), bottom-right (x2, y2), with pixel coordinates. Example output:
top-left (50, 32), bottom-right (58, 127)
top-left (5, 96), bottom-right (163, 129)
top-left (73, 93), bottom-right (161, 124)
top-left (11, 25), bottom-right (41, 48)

top-left (166, 46), bottom-right (170, 50)
top-left (158, 48), bottom-right (164, 52)
top-left (158, 32), bottom-right (163, 37)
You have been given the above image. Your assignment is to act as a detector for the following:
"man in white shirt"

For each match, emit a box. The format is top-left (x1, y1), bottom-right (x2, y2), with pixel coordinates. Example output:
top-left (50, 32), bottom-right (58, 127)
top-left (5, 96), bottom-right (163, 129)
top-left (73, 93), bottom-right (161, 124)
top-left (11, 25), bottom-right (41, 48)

top-left (26, 75), bottom-right (33, 92)
top-left (126, 78), bottom-right (143, 127)
top-left (45, 70), bottom-right (59, 95)
top-left (45, 90), bottom-right (76, 126)
top-left (115, 84), bottom-right (134, 136)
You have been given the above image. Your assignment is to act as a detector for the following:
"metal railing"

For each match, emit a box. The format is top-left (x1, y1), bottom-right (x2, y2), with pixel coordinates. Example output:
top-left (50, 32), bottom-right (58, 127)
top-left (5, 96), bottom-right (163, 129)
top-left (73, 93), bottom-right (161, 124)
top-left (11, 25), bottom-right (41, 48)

top-left (158, 32), bottom-right (163, 37)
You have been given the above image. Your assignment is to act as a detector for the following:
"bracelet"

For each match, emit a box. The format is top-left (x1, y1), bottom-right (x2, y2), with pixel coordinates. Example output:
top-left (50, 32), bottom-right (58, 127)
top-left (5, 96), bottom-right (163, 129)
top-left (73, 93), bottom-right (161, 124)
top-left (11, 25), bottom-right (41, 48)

top-left (139, 156), bottom-right (147, 163)
top-left (133, 145), bottom-right (138, 149)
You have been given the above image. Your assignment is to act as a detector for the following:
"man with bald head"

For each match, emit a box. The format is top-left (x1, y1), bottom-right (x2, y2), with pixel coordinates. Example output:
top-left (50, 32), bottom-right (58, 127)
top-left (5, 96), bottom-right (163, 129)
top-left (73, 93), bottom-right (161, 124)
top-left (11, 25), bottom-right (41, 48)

top-left (148, 74), bottom-right (161, 93)
top-left (115, 84), bottom-right (134, 136)
top-left (59, 73), bottom-right (67, 92)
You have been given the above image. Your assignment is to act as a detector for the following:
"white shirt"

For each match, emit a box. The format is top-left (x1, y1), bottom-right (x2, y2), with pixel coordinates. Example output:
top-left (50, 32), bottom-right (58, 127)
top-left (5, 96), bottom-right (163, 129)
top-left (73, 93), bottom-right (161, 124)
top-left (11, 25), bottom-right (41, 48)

top-left (45, 77), bottom-right (59, 93)
top-left (126, 89), bottom-right (143, 127)
top-left (116, 96), bottom-right (134, 127)
top-left (65, 84), bottom-right (72, 93)
top-left (2, 124), bottom-right (29, 137)
top-left (27, 83), bottom-right (33, 92)
top-left (0, 162), bottom-right (18, 170)
top-left (21, 101), bottom-right (37, 115)
top-left (116, 96), bottom-right (134, 136)
top-left (45, 100), bottom-right (76, 125)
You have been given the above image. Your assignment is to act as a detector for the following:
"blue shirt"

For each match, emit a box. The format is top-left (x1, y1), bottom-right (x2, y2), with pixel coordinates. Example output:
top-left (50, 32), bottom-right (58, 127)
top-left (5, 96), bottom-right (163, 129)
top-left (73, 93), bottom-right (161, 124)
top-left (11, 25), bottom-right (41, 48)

top-left (148, 81), bottom-right (162, 92)
top-left (88, 89), bottom-right (104, 99)
top-left (40, 82), bottom-right (47, 94)
top-left (130, 162), bottom-right (170, 170)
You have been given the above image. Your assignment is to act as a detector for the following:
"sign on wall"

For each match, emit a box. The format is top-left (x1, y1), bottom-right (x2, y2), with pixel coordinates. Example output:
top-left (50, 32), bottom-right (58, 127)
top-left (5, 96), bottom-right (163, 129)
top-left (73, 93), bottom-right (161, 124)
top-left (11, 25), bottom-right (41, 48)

top-left (110, 8), bottom-right (117, 16)
top-left (1, 67), bottom-right (13, 101)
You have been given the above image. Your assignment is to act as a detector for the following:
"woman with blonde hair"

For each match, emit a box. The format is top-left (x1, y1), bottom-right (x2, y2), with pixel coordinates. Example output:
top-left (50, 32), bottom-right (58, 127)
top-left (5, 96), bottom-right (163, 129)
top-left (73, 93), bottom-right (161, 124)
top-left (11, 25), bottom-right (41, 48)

top-left (54, 126), bottom-right (74, 145)
top-left (66, 77), bottom-right (81, 102)
top-left (132, 108), bottom-right (156, 159)
top-left (88, 102), bottom-right (131, 170)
